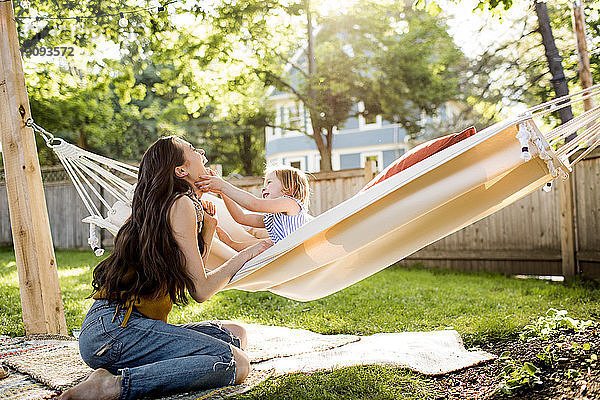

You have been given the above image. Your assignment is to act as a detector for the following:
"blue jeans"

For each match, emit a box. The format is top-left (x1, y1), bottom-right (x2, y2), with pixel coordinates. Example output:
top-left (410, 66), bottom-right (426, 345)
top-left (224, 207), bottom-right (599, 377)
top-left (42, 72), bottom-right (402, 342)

top-left (78, 300), bottom-right (239, 399)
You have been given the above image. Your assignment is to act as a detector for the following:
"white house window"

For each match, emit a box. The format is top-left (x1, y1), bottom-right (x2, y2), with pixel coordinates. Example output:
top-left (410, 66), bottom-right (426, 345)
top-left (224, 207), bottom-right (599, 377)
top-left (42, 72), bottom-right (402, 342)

top-left (360, 151), bottom-right (383, 172)
top-left (285, 156), bottom-right (306, 171)
top-left (288, 103), bottom-right (301, 128)
top-left (312, 154), bottom-right (321, 173)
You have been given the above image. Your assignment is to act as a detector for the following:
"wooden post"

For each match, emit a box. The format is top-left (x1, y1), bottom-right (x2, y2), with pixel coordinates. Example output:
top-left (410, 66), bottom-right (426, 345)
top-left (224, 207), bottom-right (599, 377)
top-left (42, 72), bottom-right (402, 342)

top-left (572, 1), bottom-right (594, 110)
top-left (0, 3), bottom-right (67, 334)
top-left (556, 0), bottom-right (595, 278)
top-left (558, 179), bottom-right (577, 277)
top-left (363, 160), bottom-right (377, 184)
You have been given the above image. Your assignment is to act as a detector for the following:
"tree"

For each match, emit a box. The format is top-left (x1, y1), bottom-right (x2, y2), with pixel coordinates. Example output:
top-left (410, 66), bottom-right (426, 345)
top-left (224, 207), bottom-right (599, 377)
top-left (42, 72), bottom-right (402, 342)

top-left (14, 1), bottom-right (273, 174)
top-left (441, 0), bottom-right (576, 124)
top-left (212, 0), bottom-right (469, 171)
top-left (534, 0), bottom-right (573, 124)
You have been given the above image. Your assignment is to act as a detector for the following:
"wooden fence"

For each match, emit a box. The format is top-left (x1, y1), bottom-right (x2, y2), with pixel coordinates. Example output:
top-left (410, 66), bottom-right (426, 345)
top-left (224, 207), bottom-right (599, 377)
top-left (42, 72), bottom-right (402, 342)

top-left (1, 152), bottom-right (598, 278)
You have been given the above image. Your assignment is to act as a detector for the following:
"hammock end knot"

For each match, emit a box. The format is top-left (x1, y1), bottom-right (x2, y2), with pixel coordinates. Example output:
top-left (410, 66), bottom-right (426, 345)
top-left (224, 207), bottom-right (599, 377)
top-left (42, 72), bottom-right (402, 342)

top-left (520, 147), bottom-right (532, 161)
top-left (542, 182), bottom-right (552, 193)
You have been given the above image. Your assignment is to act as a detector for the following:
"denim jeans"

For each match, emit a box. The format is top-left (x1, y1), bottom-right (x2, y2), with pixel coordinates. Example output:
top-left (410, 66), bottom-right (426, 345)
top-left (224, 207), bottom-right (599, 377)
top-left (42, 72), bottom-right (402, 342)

top-left (78, 300), bottom-right (240, 399)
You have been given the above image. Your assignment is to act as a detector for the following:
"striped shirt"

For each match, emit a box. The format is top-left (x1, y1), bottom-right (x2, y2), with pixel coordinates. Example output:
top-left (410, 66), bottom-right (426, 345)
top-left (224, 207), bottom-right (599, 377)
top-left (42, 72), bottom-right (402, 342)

top-left (263, 196), bottom-right (312, 244)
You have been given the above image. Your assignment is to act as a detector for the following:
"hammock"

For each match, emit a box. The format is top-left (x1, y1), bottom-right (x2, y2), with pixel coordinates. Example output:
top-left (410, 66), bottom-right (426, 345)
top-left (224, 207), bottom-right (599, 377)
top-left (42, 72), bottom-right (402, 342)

top-left (32, 85), bottom-right (600, 300)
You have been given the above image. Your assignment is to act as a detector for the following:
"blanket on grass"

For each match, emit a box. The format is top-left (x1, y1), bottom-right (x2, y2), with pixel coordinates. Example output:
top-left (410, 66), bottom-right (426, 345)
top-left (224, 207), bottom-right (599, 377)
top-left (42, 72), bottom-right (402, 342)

top-left (0, 324), bottom-right (496, 399)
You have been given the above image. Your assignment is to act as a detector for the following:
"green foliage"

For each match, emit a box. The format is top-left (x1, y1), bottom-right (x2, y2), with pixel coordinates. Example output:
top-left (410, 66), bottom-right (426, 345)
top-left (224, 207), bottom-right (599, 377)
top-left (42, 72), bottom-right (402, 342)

top-left (520, 308), bottom-right (594, 341)
top-left (495, 308), bottom-right (597, 396)
top-left (17, 1), bottom-right (271, 175)
top-left (496, 353), bottom-right (542, 395)
top-left (314, 3), bottom-right (472, 139)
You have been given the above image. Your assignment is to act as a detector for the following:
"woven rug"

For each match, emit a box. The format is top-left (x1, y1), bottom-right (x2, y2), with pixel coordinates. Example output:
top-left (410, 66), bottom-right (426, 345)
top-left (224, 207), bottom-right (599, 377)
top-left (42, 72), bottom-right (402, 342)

top-left (0, 325), bottom-right (358, 399)
top-left (0, 369), bottom-right (57, 400)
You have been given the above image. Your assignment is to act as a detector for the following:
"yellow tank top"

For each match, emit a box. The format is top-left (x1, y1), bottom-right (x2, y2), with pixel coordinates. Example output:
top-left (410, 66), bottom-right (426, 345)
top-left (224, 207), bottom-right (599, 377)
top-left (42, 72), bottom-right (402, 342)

top-left (93, 192), bottom-right (204, 327)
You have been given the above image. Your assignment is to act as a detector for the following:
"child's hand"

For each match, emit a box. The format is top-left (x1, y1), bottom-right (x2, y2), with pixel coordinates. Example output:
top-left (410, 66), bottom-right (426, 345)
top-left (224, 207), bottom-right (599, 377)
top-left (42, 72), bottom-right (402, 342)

top-left (195, 175), bottom-right (227, 194)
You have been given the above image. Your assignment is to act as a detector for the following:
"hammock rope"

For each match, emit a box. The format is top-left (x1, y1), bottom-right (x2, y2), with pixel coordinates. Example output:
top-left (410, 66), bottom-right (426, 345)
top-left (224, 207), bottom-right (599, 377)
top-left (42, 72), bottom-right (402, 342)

top-left (27, 119), bottom-right (138, 255)
top-left (25, 86), bottom-right (600, 257)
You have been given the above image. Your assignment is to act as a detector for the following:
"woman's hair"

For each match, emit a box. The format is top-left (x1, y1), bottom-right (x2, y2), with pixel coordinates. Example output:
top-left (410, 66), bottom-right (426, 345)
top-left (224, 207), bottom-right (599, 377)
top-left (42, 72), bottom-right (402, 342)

top-left (267, 166), bottom-right (311, 206)
top-left (91, 136), bottom-right (201, 305)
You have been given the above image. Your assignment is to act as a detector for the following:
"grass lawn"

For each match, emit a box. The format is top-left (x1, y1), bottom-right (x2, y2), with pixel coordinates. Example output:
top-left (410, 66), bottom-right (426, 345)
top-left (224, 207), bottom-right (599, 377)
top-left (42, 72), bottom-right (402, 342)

top-left (1, 246), bottom-right (599, 399)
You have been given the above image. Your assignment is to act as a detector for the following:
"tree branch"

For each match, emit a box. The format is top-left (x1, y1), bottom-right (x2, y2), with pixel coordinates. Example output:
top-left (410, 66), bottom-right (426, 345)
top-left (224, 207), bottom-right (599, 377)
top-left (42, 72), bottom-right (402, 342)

top-left (271, 50), bottom-right (309, 80)
top-left (254, 68), bottom-right (311, 106)
top-left (21, 24), bottom-right (53, 53)
top-left (264, 122), bottom-right (313, 139)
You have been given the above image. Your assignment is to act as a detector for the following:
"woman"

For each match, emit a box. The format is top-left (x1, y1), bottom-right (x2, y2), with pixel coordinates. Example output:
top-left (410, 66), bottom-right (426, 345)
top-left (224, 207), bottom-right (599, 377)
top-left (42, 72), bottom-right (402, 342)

top-left (61, 136), bottom-right (271, 400)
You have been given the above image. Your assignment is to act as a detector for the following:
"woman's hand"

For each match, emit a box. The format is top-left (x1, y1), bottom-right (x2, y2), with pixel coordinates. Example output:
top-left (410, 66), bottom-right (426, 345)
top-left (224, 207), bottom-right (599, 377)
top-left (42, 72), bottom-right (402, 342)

top-left (239, 239), bottom-right (272, 261)
top-left (202, 200), bottom-right (216, 216)
top-left (216, 225), bottom-right (232, 244)
top-left (203, 212), bottom-right (217, 229)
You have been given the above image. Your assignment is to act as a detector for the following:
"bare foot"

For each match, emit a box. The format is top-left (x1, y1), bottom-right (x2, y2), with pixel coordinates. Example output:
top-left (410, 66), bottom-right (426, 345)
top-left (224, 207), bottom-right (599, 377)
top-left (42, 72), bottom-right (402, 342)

top-left (60, 368), bottom-right (121, 400)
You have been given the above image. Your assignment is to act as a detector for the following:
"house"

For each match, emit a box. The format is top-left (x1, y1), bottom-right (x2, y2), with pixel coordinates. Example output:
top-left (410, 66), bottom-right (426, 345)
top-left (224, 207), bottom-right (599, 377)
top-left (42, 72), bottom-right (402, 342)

top-left (264, 62), bottom-right (465, 173)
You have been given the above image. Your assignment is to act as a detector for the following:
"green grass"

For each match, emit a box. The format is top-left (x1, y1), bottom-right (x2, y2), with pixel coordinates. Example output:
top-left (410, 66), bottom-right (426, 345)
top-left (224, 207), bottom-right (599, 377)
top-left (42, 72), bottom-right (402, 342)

top-left (1, 246), bottom-right (599, 399)
top-left (236, 366), bottom-right (437, 400)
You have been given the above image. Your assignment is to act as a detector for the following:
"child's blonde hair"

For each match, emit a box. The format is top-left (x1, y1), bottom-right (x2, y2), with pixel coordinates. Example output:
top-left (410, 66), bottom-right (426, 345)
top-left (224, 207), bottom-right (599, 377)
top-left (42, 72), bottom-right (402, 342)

top-left (266, 166), bottom-right (310, 206)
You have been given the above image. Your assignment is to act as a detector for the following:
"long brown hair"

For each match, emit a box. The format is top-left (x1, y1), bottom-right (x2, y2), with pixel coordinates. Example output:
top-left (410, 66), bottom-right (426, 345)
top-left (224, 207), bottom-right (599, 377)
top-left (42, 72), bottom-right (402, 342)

top-left (91, 136), bottom-right (201, 305)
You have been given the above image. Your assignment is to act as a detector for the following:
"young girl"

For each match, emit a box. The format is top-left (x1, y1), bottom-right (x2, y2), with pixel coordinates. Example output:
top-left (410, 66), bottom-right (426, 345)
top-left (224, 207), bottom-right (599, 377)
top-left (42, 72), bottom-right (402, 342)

top-left (196, 166), bottom-right (312, 249)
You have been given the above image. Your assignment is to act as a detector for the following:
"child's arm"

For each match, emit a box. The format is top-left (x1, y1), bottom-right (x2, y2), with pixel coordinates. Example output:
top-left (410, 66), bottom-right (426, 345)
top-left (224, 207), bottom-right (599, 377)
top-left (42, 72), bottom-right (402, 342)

top-left (222, 194), bottom-right (265, 228)
top-left (196, 175), bottom-right (300, 215)
top-left (216, 226), bottom-right (262, 251)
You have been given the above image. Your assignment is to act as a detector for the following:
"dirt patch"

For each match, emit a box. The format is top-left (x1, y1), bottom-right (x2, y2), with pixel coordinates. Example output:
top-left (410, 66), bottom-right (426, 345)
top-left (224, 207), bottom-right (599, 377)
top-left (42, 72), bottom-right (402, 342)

top-left (430, 327), bottom-right (600, 399)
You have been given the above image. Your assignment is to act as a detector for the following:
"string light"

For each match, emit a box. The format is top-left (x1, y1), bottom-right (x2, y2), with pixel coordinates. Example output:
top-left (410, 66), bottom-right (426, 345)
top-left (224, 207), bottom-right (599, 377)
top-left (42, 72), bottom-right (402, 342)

top-left (13, 1), bottom-right (174, 22)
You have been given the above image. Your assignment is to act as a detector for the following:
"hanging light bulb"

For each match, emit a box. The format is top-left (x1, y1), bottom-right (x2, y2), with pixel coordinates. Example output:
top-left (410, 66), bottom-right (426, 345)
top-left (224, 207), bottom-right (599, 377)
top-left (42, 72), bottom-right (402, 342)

top-left (118, 12), bottom-right (128, 28)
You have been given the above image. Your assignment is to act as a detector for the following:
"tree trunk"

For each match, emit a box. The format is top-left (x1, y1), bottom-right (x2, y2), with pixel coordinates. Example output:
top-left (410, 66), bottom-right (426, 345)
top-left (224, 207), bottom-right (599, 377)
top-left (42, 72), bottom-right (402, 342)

top-left (535, 0), bottom-right (574, 125)
top-left (240, 129), bottom-right (254, 176)
top-left (305, 0), bottom-right (332, 172)
top-left (572, 1), bottom-right (594, 111)
top-left (77, 129), bottom-right (88, 149)
top-left (310, 119), bottom-right (333, 171)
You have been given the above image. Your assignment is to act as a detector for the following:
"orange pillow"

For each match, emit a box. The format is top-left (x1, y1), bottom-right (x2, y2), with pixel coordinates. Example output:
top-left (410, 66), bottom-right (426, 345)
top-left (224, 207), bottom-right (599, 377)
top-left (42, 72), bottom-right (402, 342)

top-left (361, 126), bottom-right (477, 192)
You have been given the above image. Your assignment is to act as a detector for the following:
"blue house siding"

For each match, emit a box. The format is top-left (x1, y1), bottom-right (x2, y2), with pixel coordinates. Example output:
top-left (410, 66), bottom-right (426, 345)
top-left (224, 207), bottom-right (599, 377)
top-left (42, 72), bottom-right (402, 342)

top-left (266, 126), bottom-right (407, 157)
top-left (340, 153), bottom-right (361, 169)
top-left (341, 117), bottom-right (360, 130)
top-left (266, 135), bottom-right (317, 157)
top-left (383, 149), bottom-right (401, 168)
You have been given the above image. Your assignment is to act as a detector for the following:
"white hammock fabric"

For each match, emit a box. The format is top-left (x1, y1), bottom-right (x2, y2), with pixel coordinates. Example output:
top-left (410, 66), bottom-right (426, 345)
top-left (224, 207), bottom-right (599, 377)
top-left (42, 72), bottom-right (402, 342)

top-left (35, 85), bottom-right (600, 300)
